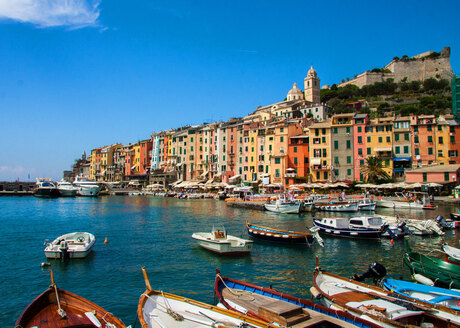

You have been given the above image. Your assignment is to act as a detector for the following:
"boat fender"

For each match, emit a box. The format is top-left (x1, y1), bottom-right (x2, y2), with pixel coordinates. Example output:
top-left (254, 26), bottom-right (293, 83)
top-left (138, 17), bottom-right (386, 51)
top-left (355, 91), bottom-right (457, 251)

top-left (309, 287), bottom-right (322, 299)
top-left (104, 237), bottom-right (108, 244)
top-left (40, 262), bottom-right (51, 267)
top-left (413, 274), bottom-right (434, 286)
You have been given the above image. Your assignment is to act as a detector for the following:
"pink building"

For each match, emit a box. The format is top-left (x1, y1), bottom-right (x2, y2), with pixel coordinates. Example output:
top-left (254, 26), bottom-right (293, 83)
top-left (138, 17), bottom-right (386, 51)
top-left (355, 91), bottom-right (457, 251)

top-left (405, 164), bottom-right (460, 184)
top-left (353, 114), bottom-right (369, 182)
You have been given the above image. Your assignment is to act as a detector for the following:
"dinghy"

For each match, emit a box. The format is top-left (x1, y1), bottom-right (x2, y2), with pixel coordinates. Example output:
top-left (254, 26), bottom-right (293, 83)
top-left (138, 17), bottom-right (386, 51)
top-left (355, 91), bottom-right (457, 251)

top-left (137, 268), bottom-right (272, 328)
top-left (44, 232), bottom-right (96, 259)
top-left (215, 270), bottom-right (380, 328)
top-left (311, 259), bottom-right (453, 328)
top-left (16, 270), bottom-right (126, 328)
top-left (442, 243), bottom-right (460, 265)
top-left (192, 226), bottom-right (253, 255)
top-left (246, 221), bottom-right (315, 245)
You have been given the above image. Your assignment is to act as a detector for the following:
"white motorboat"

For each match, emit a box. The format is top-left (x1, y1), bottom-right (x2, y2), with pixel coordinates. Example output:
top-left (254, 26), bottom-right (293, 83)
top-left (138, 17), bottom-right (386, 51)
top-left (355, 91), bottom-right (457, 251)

top-left (442, 243), bottom-right (460, 264)
top-left (381, 216), bottom-right (442, 236)
top-left (34, 178), bottom-right (60, 198)
top-left (376, 192), bottom-right (434, 209)
top-left (264, 197), bottom-right (301, 214)
top-left (44, 232), bottom-right (96, 259)
top-left (73, 176), bottom-right (101, 196)
top-left (57, 179), bottom-right (78, 197)
top-left (355, 198), bottom-right (377, 211)
top-left (192, 226), bottom-right (253, 255)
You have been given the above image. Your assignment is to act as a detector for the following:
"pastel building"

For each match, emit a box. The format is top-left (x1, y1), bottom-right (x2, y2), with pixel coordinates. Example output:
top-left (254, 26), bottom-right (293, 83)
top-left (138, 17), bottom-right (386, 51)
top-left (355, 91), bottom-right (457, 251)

top-left (411, 115), bottom-right (437, 166)
top-left (330, 113), bottom-right (354, 181)
top-left (286, 134), bottom-right (309, 185)
top-left (309, 121), bottom-right (331, 182)
top-left (366, 117), bottom-right (393, 177)
top-left (353, 114), bottom-right (369, 182)
top-left (392, 116), bottom-right (412, 179)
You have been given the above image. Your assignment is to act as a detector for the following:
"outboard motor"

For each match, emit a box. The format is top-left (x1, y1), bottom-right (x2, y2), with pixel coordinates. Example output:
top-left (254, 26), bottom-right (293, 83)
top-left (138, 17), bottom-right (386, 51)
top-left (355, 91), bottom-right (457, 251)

top-left (397, 221), bottom-right (412, 236)
top-left (352, 262), bottom-right (387, 284)
top-left (435, 215), bottom-right (452, 229)
top-left (59, 241), bottom-right (69, 260)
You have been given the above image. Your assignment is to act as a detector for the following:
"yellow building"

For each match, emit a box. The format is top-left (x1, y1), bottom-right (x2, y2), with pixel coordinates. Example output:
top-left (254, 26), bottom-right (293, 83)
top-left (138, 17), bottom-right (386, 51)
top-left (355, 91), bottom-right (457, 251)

top-left (309, 122), bottom-right (331, 182)
top-left (436, 119), bottom-right (450, 165)
top-left (248, 128), bottom-right (258, 181)
top-left (365, 117), bottom-right (393, 177)
top-left (132, 142), bottom-right (141, 175)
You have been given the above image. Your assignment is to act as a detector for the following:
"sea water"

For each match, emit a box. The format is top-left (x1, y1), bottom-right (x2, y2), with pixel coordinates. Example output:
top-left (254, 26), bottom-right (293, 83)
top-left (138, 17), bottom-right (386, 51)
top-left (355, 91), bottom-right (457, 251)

top-left (1, 195), bottom-right (458, 326)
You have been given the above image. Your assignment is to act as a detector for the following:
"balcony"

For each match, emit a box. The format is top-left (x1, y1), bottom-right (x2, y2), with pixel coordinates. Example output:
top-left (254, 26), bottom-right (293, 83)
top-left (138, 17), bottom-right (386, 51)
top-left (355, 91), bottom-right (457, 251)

top-left (284, 173), bottom-right (296, 178)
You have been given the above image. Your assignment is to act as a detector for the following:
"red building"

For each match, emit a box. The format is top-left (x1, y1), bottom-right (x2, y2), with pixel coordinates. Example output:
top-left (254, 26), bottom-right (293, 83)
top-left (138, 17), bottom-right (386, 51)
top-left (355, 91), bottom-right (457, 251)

top-left (286, 135), bottom-right (309, 185)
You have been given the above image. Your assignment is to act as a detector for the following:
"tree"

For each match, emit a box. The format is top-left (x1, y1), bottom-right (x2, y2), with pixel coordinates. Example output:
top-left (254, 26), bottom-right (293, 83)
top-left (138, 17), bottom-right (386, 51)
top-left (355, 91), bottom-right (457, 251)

top-left (361, 157), bottom-right (390, 183)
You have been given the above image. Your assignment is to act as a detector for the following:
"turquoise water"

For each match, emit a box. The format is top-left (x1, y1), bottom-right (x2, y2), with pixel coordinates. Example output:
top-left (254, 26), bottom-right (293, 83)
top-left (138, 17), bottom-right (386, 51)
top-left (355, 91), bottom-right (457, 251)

top-left (1, 196), bottom-right (459, 327)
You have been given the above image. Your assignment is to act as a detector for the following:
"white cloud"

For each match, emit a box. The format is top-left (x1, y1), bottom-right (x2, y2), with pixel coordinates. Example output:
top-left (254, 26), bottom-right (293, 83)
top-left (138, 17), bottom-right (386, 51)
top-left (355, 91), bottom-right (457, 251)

top-left (0, 0), bottom-right (101, 28)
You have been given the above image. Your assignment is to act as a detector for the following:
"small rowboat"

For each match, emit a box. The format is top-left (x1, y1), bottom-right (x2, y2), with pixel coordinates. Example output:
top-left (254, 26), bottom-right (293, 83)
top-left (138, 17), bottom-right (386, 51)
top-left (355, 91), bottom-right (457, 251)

top-left (382, 277), bottom-right (460, 314)
top-left (246, 221), bottom-right (314, 245)
top-left (311, 258), bottom-right (454, 328)
top-left (137, 268), bottom-right (273, 328)
top-left (214, 270), bottom-right (380, 328)
top-left (15, 270), bottom-right (126, 328)
top-left (44, 232), bottom-right (96, 259)
top-left (404, 239), bottom-right (460, 289)
top-left (192, 226), bottom-right (253, 255)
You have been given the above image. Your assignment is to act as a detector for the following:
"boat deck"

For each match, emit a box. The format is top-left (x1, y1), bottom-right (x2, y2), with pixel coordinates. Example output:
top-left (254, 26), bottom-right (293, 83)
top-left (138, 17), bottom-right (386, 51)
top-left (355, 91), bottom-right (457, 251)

top-left (222, 288), bottom-right (356, 327)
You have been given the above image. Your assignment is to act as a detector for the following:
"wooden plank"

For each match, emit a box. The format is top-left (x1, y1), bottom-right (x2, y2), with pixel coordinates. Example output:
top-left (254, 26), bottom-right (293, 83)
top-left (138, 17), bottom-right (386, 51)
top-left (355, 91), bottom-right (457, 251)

top-left (331, 290), bottom-right (374, 304)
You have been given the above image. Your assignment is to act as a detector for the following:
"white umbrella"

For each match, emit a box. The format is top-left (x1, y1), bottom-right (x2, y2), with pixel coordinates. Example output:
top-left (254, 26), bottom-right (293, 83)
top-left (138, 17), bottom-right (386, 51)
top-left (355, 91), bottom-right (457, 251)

top-left (427, 182), bottom-right (442, 187)
top-left (404, 182), bottom-right (422, 189)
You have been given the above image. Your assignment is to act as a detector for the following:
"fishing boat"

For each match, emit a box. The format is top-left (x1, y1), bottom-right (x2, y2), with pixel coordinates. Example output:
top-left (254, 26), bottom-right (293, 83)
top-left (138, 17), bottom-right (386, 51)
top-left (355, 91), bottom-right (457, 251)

top-left (382, 278), bottom-right (460, 315)
top-left (57, 179), bottom-right (78, 197)
top-left (314, 201), bottom-right (359, 212)
top-left (138, 268), bottom-right (272, 328)
top-left (34, 177), bottom-right (60, 198)
top-left (16, 270), bottom-right (126, 328)
top-left (404, 239), bottom-right (460, 289)
top-left (73, 176), bottom-right (101, 197)
top-left (311, 260), bottom-right (453, 328)
top-left (264, 197), bottom-right (301, 214)
top-left (442, 243), bottom-right (460, 265)
top-left (246, 221), bottom-right (315, 245)
top-left (312, 216), bottom-right (390, 239)
top-left (380, 216), bottom-right (441, 236)
top-left (44, 232), bottom-right (96, 259)
top-left (214, 270), bottom-right (379, 328)
top-left (376, 192), bottom-right (434, 209)
top-left (192, 226), bottom-right (252, 255)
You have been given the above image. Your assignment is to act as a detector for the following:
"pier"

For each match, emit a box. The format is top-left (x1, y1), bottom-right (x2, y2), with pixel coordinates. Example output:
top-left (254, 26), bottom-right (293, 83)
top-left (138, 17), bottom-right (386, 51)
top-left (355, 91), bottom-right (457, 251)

top-left (226, 201), bottom-right (266, 211)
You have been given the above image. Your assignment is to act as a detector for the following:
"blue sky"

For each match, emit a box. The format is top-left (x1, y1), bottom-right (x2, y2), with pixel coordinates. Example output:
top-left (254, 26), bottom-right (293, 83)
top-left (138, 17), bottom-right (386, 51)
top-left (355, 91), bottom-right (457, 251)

top-left (0, 0), bottom-right (459, 181)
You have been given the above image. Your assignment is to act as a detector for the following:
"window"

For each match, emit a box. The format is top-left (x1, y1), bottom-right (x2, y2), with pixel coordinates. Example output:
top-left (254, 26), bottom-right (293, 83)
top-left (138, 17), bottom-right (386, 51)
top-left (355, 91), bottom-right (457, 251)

top-left (269, 145), bottom-right (272, 151)
top-left (346, 127), bottom-right (351, 134)
top-left (367, 136), bottom-right (371, 143)
top-left (386, 136), bottom-right (390, 143)
top-left (428, 136), bottom-right (433, 143)
top-left (357, 126), bottom-right (362, 133)
top-left (324, 172), bottom-right (328, 180)
top-left (404, 133), bottom-right (410, 141)
top-left (451, 136), bottom-right (456, 143)
top-left (378, 137), bottom-right (382, 143)
top-left (449, 150), bottom-right (458, 157)
top-left (322, 137), bottom-right (326, 143)
top-left (294, 157), bottom-right (298, 164)
top-left (395, 146), bottom-right (400, 154)
top-left (385, 159), bottom-right (390, 167)
top-left (294, 146), bottom-right (297, 153)
top-left (404, 146), bottom-right (409, 153)
top-left (360, 159), bottom-right (364, 166)
top-left (333, 127), bottom-right (338, 134)
top-left (280, 136), bottom-right (284, 142)
top-left (274, 158), bottom-right (281, 164)
top-left (395, 134), bottom-right (399, 141)
top-left (322, 149), bottom-right (327, 157)
top-left (358, 148), bottom-right (363, 155)
top-left (347, 169), bottom-right (352, 176)
top-left (334, 157), bottom-right (339, 164)
top-left (316, 172), bottom-right (320, 180)
top-left (346, 140), bottom-right (351, 149)
top-left (347, 156), bottom-right (351, 164)
top-left (367, 147), bottom-right (371, 155)
top-left (358, 136), bottom-right (362, 143)
top-left (275, 169), bottom-right (280, 177)
top-left (439, 136), bottom-right (443, 144)
top-left (322, 128), bottom-right (326, 135)
top-left (414, 136), bottom-right (419, 143)
top-left (428, 147), bottom-right (433, 155)
top-left (335, 169), bottom-right (339, 176)
top-left (445, 172), bottom-right (450, 182)
top-left (415, 148), bottom-right (419, 155)
top-left (427, 125), bottom-right (432, 132)
top-left (315, 129), bottom-right (319, 136)
top-left (280, 127), bottom-right (284, 132)
top-left (334, 141), bottom-right (339, 149)
top-left (304, 157), bottom-right (308, 163)
top-left (438, 150), bottom-right (443, 157)
top-left (423, 173), bottom-right (427, 182)
top-left (414, 126), bottom-right (418, 132)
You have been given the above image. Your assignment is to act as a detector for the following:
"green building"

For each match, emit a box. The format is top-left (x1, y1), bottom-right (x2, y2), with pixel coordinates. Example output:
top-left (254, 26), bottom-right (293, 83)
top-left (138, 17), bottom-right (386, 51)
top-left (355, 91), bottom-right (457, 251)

top-left (453, 75), bottom-right (460, 121)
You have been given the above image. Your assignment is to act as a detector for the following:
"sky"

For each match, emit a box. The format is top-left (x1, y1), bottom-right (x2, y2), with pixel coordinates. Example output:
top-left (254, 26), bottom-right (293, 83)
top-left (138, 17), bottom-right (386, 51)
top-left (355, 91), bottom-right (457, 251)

top-left (0, 0), bottom-right (459, 181)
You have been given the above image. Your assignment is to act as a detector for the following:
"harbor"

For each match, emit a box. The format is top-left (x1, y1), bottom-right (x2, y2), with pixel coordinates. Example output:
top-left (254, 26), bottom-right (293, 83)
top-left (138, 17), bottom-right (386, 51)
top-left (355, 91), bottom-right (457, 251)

top-left (2, 195), bottom-right (459, 327)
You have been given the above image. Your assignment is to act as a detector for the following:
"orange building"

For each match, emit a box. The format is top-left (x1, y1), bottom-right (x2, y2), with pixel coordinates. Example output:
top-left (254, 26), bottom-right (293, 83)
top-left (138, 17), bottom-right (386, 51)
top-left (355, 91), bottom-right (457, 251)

top-left (411, 115), bottom-right (437, 166)
top-left (286, 135), bottom-right (309, 185)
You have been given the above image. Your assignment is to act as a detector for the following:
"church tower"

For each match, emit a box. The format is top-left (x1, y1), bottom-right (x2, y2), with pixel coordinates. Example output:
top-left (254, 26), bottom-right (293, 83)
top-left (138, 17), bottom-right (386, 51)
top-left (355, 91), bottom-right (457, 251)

top-left (304, 66), bottom-right (320, 104)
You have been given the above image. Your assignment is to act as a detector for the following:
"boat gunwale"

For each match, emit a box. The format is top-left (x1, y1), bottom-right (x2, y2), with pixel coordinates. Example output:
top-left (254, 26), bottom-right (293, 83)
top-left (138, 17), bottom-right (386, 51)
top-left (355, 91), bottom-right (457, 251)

top-left (245, 220), bottom-right (311, 238)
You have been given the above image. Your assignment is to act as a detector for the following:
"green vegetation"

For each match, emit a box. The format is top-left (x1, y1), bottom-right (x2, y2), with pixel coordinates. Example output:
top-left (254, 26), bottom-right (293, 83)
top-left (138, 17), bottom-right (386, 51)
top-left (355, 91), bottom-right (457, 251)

top-left (361, 157), bottom-right (391, 183)
top-left (321, 77), bottom-right (451, 117)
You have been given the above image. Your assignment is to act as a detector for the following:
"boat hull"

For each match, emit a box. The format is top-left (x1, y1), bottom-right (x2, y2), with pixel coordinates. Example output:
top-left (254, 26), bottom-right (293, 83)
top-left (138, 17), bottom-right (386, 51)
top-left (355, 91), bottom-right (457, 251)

top-left (44, 232), bottom-right (96, 259)
top-left (264, 203), bottom-right (300, 214)
top-left (76, 186), bottom-right (100, 196)
top-left (312, 218), bottom-right (382, 239)
top-left (58, 188), bottom-right (77, 197)
top-left (377, 200), bottom-right (424, 209)
top-left (45, 248), bottom-right (93, 259)
top-left (192, 233), bottom-right (252, 255)
top-left (246, 221), bottom-right (314, 245)
top-left (34, 188), bottom-right (60, 198)
top-left (315, 202), bottom-right (359, 212)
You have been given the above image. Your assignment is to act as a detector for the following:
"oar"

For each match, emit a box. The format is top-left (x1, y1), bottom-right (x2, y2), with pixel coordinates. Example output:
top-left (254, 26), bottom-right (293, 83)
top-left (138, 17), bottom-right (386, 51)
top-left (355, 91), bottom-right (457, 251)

top-left (50, 270), bottom-right (67, 318)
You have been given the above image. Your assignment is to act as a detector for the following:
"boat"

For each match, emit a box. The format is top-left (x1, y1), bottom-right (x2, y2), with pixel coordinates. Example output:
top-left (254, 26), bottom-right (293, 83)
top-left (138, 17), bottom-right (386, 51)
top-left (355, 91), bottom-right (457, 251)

top-left (404, 239), bottom-right (460, 289)
top-left (382, 278), bottom-right (460, 316)
top-left (376, 192), bottom-right (434, 209)
top-left (16, 270), bottom-right (126, 328)
top-left (449, 211), bottom-right (460, 226)
top-left (264, 197), bottom-right (301, 214)
top-left (314, 201), bottom-right (359, 212)
top-left (246, 221), bottom-right (315, 245)
top-left (57, 179), bottom-right (78, 197)
top-left (380, 216), bottom-right (441, 236)
top-left (34, 177), bottom-right (60, 198)
top-left (44, 232), bottom-right (96, 259)
top-left (312, 216), bottom-right (392, 239)
top-left (137, 268), bottom-right (272, 328)
top-left (311, 260), bottom-right (453, 328)
top-left (355, 198), bottom-right (377, 211)
top-left (191, 226), bottom-right (253, 255)
top-left (442, 243), bottom-right (460, 265)
top-left (73, 176), bottom-right (101, 197)
top-left (214, 270), bottom-right (379, 328)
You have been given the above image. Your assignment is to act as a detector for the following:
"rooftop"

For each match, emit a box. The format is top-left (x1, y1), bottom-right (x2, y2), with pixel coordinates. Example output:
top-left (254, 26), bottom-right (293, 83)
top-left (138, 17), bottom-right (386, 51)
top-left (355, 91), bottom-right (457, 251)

top-left (406, 164), bottom-right (460, 174)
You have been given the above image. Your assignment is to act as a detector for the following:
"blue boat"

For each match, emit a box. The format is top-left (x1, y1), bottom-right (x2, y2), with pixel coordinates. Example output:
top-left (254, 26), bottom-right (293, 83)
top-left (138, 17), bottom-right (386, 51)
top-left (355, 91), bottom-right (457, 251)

top-left (312, 216), bottom-right (386, 239)
top-left (215, 270), bottom-right (380, 328)
top-left (382, 278), bottom-right (460, 323)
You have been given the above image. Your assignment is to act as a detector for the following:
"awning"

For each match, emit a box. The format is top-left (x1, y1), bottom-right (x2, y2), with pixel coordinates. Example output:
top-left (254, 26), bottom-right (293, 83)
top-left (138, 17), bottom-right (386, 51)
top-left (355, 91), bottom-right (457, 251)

top-left (393, 168), bottom-right (404, 173)
top-left (170, 179), bottom-right (183, 186)
top-left (393, 157), bottom-right (411, 162)
top-left (229, 174), bottom-right (241, 181)
top-left (373, 147), bottom-right (392, 152)
top-left (261, 173), bottom-right (270, 177)
top-left (200, 170), bottom-right (209, 178)
top-left (310, 158), bottom-right (321, 165)
top-left (131, 165), bottom-right (138, 170)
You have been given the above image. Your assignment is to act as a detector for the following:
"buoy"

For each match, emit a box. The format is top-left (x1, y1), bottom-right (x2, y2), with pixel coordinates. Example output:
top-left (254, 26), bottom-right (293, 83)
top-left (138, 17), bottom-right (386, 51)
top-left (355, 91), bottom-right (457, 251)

top-left (413, 274), bottom-right (434, 286)
top-left (390, 239), bottom-right (394, 244)
top-left (41, 262), bottom-right (51, 267)
top-left (104, 237), bottom-right (108, 244)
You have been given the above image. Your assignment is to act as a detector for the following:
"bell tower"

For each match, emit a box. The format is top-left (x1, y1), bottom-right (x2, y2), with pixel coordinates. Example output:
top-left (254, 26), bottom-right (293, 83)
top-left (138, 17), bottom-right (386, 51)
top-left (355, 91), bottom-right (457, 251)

top-left (304, 66), bottom-right (320, 104)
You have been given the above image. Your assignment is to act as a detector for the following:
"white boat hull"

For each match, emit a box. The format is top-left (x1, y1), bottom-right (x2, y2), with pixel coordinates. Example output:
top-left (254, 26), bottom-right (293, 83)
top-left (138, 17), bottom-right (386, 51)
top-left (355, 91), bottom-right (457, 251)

top-left (377, 199), bottom-right (424, 209)
top-left (264, 203), bottom-right (300, 214)
top-left (44, 232), bottom-right (96, 259)
top-left (76, 186), bottom-right (100, 197)
top-left (58, 188), bottom-right (77, 197)
top-left (192, 232), bottom-right (252, 255)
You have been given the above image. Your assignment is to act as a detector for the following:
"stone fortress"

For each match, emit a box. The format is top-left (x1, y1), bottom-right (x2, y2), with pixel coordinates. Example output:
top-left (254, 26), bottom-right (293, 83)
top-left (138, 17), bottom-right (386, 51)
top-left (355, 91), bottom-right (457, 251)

top-left (337, 47), bottom-right (454, 88)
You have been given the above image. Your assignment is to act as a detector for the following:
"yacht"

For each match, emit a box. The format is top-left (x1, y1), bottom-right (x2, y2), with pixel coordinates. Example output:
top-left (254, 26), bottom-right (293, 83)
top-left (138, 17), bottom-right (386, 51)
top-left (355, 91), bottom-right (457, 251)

top-left (57, 179), bottom-right (77, 197)
top-left (73, 176), bottom-right (101, 197)
top-left (34, 178), bottom-right (60, 198)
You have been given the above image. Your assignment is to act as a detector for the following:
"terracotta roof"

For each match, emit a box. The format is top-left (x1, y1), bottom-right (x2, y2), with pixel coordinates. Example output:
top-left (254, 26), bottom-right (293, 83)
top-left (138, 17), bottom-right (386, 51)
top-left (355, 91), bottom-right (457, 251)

top-left (406, 164), bottom-right (460, 174)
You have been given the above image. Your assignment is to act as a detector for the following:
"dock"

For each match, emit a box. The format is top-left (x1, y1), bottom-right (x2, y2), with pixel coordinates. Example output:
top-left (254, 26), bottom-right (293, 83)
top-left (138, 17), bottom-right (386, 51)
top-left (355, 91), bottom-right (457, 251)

top-left (0, 191), bottom-right (33, 196)
top-left (226, 201), bottom-right (266, 211)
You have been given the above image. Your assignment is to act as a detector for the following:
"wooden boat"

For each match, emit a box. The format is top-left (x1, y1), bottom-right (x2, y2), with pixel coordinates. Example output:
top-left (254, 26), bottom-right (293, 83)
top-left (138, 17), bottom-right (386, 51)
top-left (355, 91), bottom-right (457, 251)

top-left (382, 278), bottom-right (460, 315)
top-left (442, 243), bottom-right (460, 265)
top-left (214, 270), bottom-right (379, 328)
top-left (16, 270), bottom-right (126, 328)
top-left (44, 232), bottom-right (96, 259)
top-left (264, 197), bottom-right (301, 214)
top-left (404, 239), bottom-right (460, 289)
top-left (312, 216), bottom-right (389, 239)
top-left (192, 226), bottom-right (252, 255)
top-left (314, 201), bottom-right (359, 212)
top-left (311, 260), bottom-right (454, 328)
top-left (246, 221), bottom-right (314, 245)
top-left (138, 268), bottom-right (273, 328)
